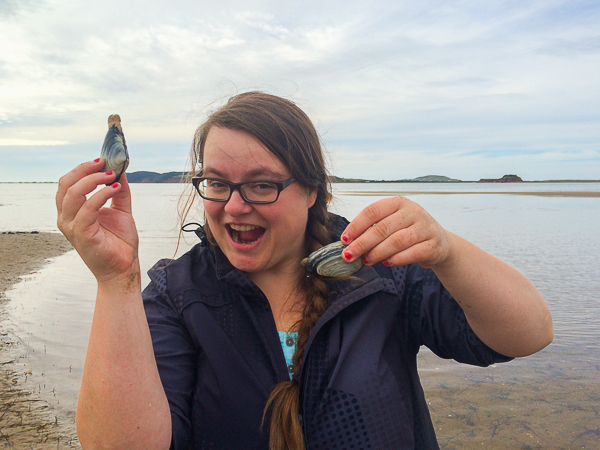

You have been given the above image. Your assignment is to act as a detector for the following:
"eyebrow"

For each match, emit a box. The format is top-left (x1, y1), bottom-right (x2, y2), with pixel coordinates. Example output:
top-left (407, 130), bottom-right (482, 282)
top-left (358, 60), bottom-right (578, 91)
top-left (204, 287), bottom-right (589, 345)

top-left (202, 167), bottom-right (288, 180)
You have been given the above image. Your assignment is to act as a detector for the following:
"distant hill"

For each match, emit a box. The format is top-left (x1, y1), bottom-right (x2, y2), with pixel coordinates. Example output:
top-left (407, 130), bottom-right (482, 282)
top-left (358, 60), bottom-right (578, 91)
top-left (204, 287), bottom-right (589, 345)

top-left (127, 171), bottom-right (190, 183)
top-left (414, 175), bottom-right (461, 182)
top-left (328, 174), bottom-right (461, 183)
top-left (328, 176), bottom-right (367, 183)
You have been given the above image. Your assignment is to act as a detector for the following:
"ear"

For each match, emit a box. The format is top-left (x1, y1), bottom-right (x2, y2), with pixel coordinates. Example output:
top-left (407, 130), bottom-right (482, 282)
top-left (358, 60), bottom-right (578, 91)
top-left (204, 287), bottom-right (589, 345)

top-left (306, 188), bottom-right (318, 209)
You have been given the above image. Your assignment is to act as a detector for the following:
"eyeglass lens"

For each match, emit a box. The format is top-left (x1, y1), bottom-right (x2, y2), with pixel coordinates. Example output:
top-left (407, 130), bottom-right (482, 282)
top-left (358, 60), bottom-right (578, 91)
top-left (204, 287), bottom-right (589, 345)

top-left (198, 179), bottom-right (280, 203)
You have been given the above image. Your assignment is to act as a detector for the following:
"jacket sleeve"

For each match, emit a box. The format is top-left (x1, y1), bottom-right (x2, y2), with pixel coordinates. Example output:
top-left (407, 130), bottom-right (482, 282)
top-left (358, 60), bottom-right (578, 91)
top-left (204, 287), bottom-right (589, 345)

top-left (143, 260), bottom-right (198, 449)
top-left (402, 263), bottom-right (513, 367)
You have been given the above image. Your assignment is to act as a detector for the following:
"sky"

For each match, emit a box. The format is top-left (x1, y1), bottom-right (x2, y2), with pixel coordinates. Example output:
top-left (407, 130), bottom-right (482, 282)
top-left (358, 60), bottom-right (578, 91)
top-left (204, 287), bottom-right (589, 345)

top-left (1, 0), bottom-right (599, 182)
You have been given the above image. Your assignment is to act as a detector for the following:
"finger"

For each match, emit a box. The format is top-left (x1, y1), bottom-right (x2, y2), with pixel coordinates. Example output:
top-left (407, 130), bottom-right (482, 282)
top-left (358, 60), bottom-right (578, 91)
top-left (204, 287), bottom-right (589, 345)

top-left (361, 225), bottom-right (422, 266)
top-left (59, 170), bottom-right (119, 225)
top-left (341, 197), bottom-right (408, 245)
top-left (56, 159), bottom-right (104, 215)
top-left (74, 182), bottom-right (123, 232)
top-left (341, 198), bottom-right (416, 263)
top-left (108, 172), bottom-right (132, 214)
top-left (343, 213), bottom-right (415, 264)
top-left (382, 239), bottom-right (442, 268)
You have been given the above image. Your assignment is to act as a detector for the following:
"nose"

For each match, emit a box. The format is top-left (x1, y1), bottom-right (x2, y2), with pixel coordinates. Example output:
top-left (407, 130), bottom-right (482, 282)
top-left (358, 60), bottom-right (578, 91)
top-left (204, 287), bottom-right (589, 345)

top-left (223, 188), bottom-right (253, 216)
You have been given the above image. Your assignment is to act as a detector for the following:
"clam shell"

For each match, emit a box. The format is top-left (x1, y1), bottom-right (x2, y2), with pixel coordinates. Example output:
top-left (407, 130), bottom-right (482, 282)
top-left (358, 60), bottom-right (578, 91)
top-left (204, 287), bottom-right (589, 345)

top-left (100, 114), bottom-right (129, 185)
top-left (304, 241), bottom-right (364, 278)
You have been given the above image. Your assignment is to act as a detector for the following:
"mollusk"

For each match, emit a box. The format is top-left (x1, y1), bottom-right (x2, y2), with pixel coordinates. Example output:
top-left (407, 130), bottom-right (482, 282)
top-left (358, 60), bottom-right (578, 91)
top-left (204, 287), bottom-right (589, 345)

top-left (100, 114), bottom-right (129, 185)
top-left (303, 241), bottom-right (364, 278)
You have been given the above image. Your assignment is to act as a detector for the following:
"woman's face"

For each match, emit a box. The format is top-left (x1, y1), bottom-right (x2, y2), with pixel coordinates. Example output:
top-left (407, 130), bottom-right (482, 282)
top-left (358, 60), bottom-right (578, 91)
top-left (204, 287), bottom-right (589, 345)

top-left (202, 126), bottom-right (317, 278)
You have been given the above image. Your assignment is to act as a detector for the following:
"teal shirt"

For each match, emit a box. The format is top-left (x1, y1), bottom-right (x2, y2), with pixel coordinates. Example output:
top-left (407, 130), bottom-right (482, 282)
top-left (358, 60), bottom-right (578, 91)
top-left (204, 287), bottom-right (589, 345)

top-left (278, 331), bottom-right (298, 380)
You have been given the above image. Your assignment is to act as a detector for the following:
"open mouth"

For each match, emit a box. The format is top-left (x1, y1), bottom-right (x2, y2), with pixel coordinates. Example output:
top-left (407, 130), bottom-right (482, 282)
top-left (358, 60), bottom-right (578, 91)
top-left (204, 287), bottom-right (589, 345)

top-left (227, 224), bottom-right (266, 245)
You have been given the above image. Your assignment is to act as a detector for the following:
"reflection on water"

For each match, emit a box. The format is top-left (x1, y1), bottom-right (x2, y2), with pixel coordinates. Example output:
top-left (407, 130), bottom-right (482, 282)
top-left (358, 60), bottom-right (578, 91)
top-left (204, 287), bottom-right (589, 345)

top-left (418, 350), bottom-right (600, 449)
top-left (2, 183), bottom-right (600, 448)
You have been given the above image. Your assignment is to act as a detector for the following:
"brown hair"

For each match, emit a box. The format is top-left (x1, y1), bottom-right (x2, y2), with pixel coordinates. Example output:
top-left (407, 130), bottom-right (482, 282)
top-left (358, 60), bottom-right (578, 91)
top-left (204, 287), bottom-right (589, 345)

top-left (181, 92), bottom-right (331, 449)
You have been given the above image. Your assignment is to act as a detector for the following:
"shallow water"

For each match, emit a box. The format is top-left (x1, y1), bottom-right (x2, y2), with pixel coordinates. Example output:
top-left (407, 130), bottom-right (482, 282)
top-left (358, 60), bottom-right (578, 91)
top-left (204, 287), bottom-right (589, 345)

top-left (1, 182), bottom-right (599, 448)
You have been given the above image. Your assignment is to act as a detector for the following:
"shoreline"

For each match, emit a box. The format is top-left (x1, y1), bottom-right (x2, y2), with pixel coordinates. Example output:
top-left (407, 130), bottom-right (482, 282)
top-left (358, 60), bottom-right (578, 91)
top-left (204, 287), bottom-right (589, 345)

top-left (0, 231), bottom-right (79, 447)
top-left (0, 232), bottom-right (73, 295)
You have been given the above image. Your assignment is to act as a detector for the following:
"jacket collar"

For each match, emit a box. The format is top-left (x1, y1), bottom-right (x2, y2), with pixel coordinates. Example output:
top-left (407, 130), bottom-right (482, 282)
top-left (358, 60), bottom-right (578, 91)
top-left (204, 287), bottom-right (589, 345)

top-left (191, 223), bottom-right (263, 292)
top-left (213, 245), bottom-right (266, 295)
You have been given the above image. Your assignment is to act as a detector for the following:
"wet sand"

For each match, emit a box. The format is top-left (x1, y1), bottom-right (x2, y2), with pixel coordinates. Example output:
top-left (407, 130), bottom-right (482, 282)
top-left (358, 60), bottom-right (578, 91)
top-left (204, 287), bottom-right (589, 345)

top-left (418, 351), bottom-right (600, 449)
top-left (0, 231), bottom-right (79, 448)
top-left (0, 232), bottom-right (73, 295)
top-left (1, 232), bottom-right (598, 448)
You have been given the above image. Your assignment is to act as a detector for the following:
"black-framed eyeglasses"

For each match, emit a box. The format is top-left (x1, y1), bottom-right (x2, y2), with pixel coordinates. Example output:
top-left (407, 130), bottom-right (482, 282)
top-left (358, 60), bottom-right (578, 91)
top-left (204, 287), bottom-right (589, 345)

top-left (191, 176), bottom-right (297, 204)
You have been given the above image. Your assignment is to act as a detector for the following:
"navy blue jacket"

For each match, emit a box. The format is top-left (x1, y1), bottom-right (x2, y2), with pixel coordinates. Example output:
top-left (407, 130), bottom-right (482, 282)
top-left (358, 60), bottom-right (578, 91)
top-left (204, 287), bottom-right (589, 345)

top-left (143, 215), bottom-right (512, 449)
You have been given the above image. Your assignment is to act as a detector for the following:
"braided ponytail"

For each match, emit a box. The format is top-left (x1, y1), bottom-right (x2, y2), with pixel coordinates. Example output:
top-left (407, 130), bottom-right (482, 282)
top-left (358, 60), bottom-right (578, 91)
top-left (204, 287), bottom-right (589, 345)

top-left (263, 194), bottom-right (331, 450)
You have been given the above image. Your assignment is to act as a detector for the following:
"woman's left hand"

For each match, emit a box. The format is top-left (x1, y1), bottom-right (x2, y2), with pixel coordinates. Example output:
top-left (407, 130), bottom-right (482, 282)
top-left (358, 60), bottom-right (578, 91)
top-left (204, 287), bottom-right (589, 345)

top-left (341, 196), bottom-right (554, 357)
top-left (340, 196), bottom-right (452, 269)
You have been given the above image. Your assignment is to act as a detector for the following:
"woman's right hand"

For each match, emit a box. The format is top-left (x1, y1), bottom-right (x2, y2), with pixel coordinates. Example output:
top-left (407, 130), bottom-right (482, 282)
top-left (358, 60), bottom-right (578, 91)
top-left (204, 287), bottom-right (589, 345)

top-left (59, 160), bottom-right (172, 449)
top-left (56, 158), bottom-right (139, 283)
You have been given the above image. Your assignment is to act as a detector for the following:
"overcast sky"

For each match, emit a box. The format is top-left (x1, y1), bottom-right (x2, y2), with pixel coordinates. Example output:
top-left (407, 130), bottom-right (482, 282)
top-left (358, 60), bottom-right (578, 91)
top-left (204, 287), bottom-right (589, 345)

top-left (1, 0), bottom-right (599, 182)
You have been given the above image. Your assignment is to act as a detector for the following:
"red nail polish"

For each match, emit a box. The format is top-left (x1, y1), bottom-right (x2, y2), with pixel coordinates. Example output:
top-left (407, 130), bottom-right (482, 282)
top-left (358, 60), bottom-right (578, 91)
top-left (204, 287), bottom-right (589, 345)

top-left (341, 234), bottom-right (349, 243)
top-left (363, 256), bottom-right (369, 265)
top-left (105, 170), bottom-right (113, 175)
top-left (94, 158), bottom-right (100, 163)
top-left (383, 259), bottom-right (390, 266)
top-left (343, 251), bottom-right (352, 260)
top-left (112, 183), bottom-right (119, 188)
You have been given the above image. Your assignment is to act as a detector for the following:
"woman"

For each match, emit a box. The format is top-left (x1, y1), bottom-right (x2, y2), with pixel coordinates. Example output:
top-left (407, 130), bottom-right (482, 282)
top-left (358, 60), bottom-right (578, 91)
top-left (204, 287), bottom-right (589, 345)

top-left (56, 92), bottom-right (553, 449)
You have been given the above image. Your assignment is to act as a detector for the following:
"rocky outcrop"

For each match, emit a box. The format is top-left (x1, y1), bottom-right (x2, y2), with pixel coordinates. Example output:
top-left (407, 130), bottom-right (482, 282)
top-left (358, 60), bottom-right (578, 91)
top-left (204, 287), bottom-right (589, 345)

top-left (478, 174), bottom-right (523, 183)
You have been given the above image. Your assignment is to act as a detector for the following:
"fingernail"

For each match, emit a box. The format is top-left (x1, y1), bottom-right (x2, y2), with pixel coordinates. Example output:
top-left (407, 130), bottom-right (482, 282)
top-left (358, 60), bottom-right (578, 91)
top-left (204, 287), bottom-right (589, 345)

top-left (93, 158), bottom-right (100, 163)
top-left (363, 256), bottom-right (369, 265)
top-left (343, 251), bottom-right (352, 260)
top-left (341, 234), bottom-right (349, 244)
top-left (112, 183), bottom-right (119, 188)
top-left (383, 259), bottom-right (390, 266)
top-left (105, 170), bottom-right (113, 175)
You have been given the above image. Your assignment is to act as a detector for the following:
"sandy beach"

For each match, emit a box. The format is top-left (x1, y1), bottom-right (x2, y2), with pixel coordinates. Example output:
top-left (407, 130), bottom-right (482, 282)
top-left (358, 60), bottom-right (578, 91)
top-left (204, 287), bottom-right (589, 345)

top-left (0, 231), bottom-right (79, 448)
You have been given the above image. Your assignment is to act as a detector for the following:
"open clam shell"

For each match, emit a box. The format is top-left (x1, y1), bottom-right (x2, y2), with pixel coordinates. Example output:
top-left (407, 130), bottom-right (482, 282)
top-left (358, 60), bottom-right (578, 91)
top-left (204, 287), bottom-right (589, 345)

top-left (100, 114), bottom-right (129, 185)
top-left (304, 241), bottom-right (364, 278)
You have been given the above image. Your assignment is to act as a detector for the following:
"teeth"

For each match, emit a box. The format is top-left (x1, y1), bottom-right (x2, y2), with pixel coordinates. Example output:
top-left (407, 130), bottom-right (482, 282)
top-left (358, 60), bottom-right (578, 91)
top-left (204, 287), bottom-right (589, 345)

top-left (229, 224), bottom-right (259, 231)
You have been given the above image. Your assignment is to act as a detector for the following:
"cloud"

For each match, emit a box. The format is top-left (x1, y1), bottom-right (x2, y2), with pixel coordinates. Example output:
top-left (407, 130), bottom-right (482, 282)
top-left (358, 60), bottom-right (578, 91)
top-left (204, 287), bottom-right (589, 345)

top-left (0, 139), bottom-right (70, 146)
top-left (0, 0), bottom-right (599, 181)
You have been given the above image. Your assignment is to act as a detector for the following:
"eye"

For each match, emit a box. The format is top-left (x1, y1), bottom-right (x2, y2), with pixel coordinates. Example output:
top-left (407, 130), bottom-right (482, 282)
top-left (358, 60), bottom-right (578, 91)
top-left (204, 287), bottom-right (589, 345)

top-left (204, 180), bottom-right (230, 195)
top-left (244, 182), bottom-right (278, 200)
top-left (253, 182), bottom-right (276, 191)
top-left (208, 180), bottom-right (227, 189)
